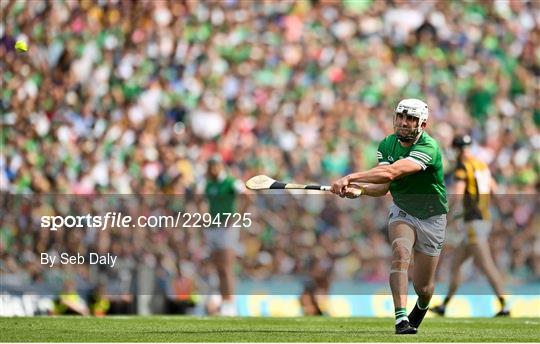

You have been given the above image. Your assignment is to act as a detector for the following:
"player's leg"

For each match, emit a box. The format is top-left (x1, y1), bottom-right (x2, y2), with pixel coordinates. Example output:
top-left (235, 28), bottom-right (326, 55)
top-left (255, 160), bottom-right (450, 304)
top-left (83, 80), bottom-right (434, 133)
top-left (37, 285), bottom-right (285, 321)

top-left (210, 248), bottom-right (236, 315)
top-left (409, 251), bottom-right (439, 328)
top-left (407, 213), bottom-right (446, 329)
top-left (388, 220), bottom-right (416, 334)
top-left (205, 228), bottom-right (239, 316)
top-left (472, 240), bottom-right (509, 316)
top-left (430, 243), bottom-right (472, 316)
top-left (467, 220), bottom-right (509, 316)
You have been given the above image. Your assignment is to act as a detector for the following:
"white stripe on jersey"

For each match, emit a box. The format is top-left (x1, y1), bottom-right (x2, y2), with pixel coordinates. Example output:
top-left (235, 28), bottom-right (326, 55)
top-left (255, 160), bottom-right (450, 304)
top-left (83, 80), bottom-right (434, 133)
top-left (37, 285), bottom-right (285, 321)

top-left (410, 151), bottom-right (431, 161)
top-left (410, 151), bottom-right (431, 163)
top-left (409, 154), bottom-right (430, 164)
top-left (406, 156), bottom-right (427, 170)
top-left (410, 150), bottom-right (431, 159)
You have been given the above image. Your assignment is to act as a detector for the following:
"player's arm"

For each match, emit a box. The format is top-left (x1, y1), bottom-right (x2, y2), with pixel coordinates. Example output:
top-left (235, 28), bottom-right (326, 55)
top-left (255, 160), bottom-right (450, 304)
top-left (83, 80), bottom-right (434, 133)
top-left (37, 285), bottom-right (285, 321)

top-left (490, 177), bottom-right (498, 194)
top-left (194, 180), bottom-right (209, 212)
top-left (448, 167), bottom-right (467, 221)
top-left (331, 159), bottom-right (422, 195)
top-left (449, 179), bottom-right (466, 215)
top-left (453, 179), bottom-right (466, 195)
top-left (343, 182), bottom-right (390, 198)
top-left (351, 159), bottom-right (422, 182)
top-left (233, 179), bottom-right (246, 194)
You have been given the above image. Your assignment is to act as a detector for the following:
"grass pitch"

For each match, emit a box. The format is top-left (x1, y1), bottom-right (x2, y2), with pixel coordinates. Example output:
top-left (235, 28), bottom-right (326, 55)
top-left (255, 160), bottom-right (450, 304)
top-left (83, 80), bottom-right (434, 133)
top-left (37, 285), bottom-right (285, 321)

top-left (0, 316), bottom-right (538, 342)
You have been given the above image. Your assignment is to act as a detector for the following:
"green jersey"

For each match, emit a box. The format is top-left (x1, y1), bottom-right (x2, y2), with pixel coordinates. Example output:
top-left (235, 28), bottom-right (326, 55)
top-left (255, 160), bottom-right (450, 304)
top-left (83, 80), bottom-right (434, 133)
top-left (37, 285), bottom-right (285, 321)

top-left (377, 132), bottom-right (448, 219)
top-left (204, 173), bottom-right (243, 218)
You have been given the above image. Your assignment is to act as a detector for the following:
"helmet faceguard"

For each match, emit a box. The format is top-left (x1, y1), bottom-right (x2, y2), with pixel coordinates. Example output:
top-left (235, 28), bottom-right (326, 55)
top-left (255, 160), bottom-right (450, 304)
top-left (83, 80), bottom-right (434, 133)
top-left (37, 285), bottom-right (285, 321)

top-left (393, 99), bottom-right (429, 142)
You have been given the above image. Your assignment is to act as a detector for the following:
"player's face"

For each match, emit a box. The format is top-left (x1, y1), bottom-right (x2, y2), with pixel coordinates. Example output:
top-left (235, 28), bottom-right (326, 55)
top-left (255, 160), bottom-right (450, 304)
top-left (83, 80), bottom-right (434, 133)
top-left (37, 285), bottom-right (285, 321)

top-left (207, 163), bottom-right (222, 179)
top-left (394, 112), bottom-right (419, 136)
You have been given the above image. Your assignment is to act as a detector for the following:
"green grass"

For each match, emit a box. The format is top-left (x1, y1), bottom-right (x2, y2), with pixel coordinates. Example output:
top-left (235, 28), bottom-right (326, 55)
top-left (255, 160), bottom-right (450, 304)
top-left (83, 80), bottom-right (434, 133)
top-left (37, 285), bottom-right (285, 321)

top-left (0, 317), bottom-right (539, 342)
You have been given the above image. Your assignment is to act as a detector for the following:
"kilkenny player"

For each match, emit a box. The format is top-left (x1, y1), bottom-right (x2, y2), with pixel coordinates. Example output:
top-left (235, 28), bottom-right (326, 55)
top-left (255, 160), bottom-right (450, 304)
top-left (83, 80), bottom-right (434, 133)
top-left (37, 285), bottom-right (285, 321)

top-left (430, 135), bottom-right (509, 317)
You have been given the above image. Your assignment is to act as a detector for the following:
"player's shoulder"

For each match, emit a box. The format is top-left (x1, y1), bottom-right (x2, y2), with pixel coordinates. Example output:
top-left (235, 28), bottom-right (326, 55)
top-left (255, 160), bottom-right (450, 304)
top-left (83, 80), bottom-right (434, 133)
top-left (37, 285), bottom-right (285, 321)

top-left (221, 174), bottom-right (235, 185)
top-left (379, 133), bottom-right (398, 147)
top-left (468, 156), bottom-right (489, 170)
top-left (418, 132), bottom-right (439, 145)
top-left (413, 132), bottom-right (440, 150)
top-left (225, 174), bottom-right (245, 193)
top-left (225, 174), bottom-right (242, 186)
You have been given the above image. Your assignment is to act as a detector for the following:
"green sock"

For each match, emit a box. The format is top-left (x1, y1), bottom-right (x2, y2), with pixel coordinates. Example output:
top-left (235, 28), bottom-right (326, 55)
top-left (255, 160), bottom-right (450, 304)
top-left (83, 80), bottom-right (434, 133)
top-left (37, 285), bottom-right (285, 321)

top-left (417, 299), bottom-right (430, 310)
top-left (395, 307), bottom-right (408, 324)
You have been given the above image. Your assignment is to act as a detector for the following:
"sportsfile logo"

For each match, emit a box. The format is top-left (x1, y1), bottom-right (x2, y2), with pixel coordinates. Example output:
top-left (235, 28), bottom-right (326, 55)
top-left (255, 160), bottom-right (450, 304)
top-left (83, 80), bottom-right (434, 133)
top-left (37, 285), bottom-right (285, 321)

top-left (41, 212), bottom-right (252, 231)
top-left (41, 212), bottom-right (126, 231)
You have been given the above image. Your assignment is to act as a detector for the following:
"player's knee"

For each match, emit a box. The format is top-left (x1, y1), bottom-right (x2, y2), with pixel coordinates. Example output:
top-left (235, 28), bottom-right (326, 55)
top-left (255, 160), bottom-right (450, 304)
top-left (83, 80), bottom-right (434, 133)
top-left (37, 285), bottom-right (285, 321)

top-left (390, 238), bottom-right (413, 273)
top-left (216, 265), bottom-right (231, 276)
top-left (393, 245), bottom-right (410, 260)
top-left (391, 238), bottom-right (412, 259)
top-left (414, 283), bottom-right (434, 297)
top-left (450, 263), bottom-right (462, 274)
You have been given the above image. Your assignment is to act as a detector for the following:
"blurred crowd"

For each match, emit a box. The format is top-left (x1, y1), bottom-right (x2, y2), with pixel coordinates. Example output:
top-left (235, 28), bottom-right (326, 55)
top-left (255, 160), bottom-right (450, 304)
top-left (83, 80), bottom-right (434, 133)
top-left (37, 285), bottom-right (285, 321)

top-left (1, 0), bottom-right (539, 314)
top-left (2, 0), bottom-right (539, 194)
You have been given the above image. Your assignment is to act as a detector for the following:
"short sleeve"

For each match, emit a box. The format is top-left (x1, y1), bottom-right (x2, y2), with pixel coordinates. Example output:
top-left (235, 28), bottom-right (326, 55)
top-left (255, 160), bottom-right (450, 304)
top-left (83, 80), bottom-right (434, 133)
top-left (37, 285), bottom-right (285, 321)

top-left (407, 140), bottom-right (437, 170)
top-left (377, 138), bottom-right (390, 165)
top-left (233, 179), bottom-right (245, 194)
top-left (197, 180), bottom-right (207, 194)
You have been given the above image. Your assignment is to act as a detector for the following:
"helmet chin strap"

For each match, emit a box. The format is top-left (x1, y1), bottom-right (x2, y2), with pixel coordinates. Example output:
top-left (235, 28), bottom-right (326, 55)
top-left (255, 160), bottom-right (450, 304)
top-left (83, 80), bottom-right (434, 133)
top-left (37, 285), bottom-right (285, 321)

top-left (395, 126), bottom-right (422, 142)
top-left (398, 134), bottom-right (415, 143)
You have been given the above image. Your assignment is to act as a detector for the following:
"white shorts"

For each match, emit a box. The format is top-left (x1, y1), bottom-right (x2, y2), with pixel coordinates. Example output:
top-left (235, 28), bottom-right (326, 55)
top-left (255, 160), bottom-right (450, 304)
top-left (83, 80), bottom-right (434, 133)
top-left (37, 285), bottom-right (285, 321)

top-left (204, 227), bottom-right (240, 252)
top-left (462, 220), bottom-right (492, 244)
top-left (388, 203), bottom-right (447, 256)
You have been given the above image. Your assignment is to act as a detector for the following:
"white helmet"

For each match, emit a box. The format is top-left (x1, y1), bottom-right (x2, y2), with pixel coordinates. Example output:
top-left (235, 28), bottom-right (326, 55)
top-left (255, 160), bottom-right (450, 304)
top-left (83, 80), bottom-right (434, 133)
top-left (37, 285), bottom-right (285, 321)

top-left (394, 98), bottom-right (429, 142)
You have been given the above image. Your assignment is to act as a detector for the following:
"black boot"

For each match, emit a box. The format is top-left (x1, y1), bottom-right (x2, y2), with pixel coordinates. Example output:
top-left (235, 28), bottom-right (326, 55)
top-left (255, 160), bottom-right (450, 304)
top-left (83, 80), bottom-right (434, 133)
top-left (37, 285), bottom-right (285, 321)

top-left (395, 320), bottom-right (417, 334)
top-left (494, 309), bottom-right (510, 317)
top-left (430, 304), bottom-right (446, 316)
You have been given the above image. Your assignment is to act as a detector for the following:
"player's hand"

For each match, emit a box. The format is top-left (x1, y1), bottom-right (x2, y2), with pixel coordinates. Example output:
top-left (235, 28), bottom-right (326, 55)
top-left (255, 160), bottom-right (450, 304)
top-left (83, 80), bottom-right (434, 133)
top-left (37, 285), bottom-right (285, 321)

top-left (331, 176), bottom-right (350, 197)
top-left (342, 186), bottom-right (362, 199)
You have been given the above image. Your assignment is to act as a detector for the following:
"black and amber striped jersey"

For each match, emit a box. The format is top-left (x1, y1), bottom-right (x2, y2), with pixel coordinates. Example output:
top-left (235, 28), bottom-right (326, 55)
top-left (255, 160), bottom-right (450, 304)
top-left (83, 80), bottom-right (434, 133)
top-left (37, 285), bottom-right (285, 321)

top-left (454, 157), bottom-right (491, 221)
